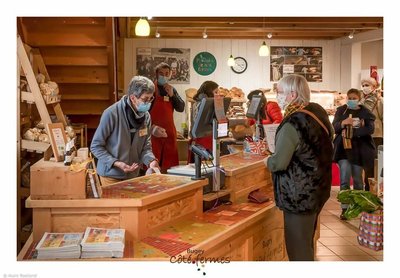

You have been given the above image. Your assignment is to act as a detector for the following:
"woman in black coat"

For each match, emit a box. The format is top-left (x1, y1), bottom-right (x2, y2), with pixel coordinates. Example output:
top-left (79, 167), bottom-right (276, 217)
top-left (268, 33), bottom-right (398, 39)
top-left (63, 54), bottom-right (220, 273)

top-left (332, 88), bottom-right (376, 220)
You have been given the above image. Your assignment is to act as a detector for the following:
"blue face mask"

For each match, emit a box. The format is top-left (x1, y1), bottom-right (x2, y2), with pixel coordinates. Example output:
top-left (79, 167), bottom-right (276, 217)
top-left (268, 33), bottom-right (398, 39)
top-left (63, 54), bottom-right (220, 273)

top-left (157, 75), bottom-right (168, 86)
top-left (137, 102), bottom-right (151, 113)
top-left (347, 100), bottom-right (359, 109)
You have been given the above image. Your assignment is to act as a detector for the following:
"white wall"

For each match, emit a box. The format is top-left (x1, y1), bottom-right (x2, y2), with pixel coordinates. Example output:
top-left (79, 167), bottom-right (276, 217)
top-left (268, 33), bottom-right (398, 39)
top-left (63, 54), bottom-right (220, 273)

top-left (124, 38), bottom-right (342, 130)
top-left (339, 29), bottom-right (383, 92)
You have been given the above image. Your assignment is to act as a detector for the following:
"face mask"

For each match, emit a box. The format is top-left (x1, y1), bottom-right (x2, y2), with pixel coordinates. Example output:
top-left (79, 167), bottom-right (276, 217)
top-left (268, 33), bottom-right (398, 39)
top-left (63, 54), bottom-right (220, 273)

top-left (157, 75), bottom-right (168, 86)
top-left (347, 100), bottom-right (359, 109)
top-left (362, 86), bottom-right (372, 95)
top-left (277, 93), bottom-right (288, 110)
top-left (137, 102), bottom-right (151, 113)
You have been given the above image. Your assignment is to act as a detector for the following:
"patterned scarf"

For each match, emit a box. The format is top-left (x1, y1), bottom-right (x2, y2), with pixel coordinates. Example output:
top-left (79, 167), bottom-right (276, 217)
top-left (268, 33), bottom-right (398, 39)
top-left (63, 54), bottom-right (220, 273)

top-left (283, 103), bottom-right (306, 118)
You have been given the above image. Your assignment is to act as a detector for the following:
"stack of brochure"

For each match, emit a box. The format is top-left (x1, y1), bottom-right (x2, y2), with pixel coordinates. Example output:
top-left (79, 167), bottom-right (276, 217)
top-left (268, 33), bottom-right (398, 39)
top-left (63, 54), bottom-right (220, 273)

top-left (35, 232), bottom-right (83, 259)
top-left (80, 227), bottom-right (125, 258)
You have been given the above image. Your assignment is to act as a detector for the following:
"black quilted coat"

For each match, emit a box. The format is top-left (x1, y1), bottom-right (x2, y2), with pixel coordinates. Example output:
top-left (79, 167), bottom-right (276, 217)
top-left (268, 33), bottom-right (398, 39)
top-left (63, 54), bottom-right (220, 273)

top-left (272, 103), bottom-right (334, 214)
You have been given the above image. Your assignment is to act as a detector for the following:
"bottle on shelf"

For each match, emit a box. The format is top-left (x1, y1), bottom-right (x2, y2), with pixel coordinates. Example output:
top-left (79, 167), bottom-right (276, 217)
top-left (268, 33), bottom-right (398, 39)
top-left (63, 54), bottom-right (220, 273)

top-left (64, 144), bottom-right (72, 166)
top-left (343, 114), bottom-right (353, 149)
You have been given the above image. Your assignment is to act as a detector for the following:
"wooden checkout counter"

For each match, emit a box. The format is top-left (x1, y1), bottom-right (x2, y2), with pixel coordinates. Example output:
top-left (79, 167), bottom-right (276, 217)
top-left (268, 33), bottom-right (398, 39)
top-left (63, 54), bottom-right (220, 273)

top-left (18, 152), bottom-right (304, 261)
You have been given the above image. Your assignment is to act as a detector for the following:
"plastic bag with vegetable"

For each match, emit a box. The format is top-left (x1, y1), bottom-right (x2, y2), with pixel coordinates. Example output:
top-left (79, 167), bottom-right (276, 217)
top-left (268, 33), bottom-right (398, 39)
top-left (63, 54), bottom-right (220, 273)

top-left (337, 190), bottom-right (383, 220)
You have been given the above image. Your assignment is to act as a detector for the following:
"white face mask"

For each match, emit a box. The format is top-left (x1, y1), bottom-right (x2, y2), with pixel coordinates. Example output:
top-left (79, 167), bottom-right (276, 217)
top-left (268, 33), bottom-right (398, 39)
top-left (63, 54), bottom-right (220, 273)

top-left (362, 86), bottom-right (372, 95)
top-left (277, 93), bottom-right (288, 110)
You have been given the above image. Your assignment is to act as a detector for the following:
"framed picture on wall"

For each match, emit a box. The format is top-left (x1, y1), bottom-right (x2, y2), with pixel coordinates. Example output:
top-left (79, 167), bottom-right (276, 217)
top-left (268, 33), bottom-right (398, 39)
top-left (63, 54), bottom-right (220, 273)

top-left (270, 47), bottom-right (323, 82)
top-left (136, 48), bottom-right (190, 84)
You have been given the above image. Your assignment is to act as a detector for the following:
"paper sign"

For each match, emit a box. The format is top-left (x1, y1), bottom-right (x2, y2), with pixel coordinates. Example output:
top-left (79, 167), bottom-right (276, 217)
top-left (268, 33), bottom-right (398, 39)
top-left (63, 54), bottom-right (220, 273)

top-left (263, 124), bottom-right (279, 153)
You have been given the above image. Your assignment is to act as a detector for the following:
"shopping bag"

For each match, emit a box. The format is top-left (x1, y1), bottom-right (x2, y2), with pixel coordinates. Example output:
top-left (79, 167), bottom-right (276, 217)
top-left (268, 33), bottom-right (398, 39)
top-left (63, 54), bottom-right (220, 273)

top-left (244, 138), bottom-right (269, 156)
top-left (357, 209), bottom-right (383, 251)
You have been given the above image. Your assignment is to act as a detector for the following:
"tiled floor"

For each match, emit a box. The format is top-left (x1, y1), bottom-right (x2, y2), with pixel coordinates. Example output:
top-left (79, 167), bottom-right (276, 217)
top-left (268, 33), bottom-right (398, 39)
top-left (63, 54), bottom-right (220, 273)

top-left (315, 187), bottom-right (383, 261)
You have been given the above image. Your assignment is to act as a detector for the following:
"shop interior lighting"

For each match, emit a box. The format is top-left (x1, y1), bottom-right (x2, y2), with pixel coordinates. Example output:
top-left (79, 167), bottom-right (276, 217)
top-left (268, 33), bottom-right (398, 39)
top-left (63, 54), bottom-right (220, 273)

top-left (259, 41), bottom-right (270, 56)
top-left (227, 54), bottom-right (235, 67)
top-left (259, 18), bottom-right (270, 57)
top-left (135, 17), bottom-right (150, 36)
top-left (202, 28), bottom-right (208, 39)
top-left (348, 30), bottom-right (355, 39)
top-left (155, 27), bottom-right (160, 38)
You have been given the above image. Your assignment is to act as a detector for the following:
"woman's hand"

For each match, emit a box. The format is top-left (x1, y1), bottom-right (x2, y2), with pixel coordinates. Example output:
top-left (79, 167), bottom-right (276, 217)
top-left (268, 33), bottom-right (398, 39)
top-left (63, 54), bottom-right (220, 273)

top-left (341, 117), bottom-right (353, 126)
top-left (114, 161), bottom-right (139, 173)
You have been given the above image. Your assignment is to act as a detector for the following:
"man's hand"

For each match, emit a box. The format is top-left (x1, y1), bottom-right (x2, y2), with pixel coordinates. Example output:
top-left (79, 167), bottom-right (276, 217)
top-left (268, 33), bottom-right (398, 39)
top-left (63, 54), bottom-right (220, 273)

top-left (152, 125), bottom-right (168, 138)
top-left (163, 84), bottom-right (174, 97)
top-left (114, 161), bottom-right (139, 173)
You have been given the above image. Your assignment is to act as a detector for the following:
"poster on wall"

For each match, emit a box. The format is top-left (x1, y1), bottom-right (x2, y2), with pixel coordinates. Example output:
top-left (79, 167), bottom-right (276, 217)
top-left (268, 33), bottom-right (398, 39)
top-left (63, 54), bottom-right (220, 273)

top-left (136, 48), bottom-right (190, 84)
top-left (270, 47), bottom-right (323, 82)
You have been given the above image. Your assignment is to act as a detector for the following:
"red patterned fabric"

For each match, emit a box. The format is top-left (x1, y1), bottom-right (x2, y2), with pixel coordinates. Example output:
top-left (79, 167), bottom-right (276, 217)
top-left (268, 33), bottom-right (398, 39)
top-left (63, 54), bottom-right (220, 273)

top-left (358, 210), bottom-right (383, 251)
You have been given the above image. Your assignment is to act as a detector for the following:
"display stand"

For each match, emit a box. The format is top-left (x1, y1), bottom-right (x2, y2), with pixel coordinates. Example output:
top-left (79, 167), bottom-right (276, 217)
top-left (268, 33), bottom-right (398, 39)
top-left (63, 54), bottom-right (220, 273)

top-left (17, 35), bottom-right (67, 160)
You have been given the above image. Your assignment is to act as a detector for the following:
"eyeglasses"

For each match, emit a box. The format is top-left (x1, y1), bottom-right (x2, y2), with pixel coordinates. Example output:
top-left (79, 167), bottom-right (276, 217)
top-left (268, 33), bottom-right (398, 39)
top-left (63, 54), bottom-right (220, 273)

top-left (362, 84), bottom-right (371, 87)
top-left (139, 96), bottom-right (154, 103)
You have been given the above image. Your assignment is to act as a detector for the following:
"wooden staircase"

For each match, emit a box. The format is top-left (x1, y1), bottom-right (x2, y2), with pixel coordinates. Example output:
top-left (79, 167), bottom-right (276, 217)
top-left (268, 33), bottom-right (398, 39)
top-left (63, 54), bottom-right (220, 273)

top-left (18, 17), bottom-right (117, 142)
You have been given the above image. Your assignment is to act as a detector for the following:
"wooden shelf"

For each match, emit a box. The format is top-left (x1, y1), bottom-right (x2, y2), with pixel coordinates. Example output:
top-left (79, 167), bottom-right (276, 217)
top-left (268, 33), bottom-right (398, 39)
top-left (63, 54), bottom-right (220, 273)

top-left (21, 139), bottom-right (51, 153)
top-left (21, 91), bottom-right (61, 105)
top-left (203, 189), bottom-right (231, 202)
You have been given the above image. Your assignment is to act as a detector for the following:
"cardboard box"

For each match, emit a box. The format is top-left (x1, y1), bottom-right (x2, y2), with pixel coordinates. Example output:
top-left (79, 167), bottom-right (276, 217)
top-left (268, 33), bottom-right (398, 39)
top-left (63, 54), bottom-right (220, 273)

top-left (30, 158), bottom-right (86, 200)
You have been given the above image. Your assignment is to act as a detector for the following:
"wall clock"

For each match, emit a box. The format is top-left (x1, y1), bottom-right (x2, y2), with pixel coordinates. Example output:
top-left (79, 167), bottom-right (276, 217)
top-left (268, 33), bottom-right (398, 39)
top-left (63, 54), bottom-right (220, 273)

top-left (231, 57), bottom-right (248, 74)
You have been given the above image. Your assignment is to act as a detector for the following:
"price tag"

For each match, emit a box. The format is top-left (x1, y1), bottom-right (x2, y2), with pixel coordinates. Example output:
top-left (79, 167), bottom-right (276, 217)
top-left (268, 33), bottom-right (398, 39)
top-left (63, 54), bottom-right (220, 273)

top-left (139, 127), bottom-right (148, 137)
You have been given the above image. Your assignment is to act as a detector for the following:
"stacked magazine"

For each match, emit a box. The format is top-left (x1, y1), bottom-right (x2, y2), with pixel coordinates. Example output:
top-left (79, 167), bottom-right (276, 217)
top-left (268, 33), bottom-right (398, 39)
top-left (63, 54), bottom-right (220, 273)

top-left (35, 232), bottom-right (83, 259)
top-left (80, 227), bottom-right (125, 258)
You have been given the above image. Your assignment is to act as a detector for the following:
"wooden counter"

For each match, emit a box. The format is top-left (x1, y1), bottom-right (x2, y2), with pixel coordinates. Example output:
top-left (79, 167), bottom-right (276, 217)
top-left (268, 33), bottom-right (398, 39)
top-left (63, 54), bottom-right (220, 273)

top-left (19, 188), bottom-right (288, 261)
top-left (26, 174), bottom-right (207, 242)
top-left (220, 152), bottom-right (270, 201)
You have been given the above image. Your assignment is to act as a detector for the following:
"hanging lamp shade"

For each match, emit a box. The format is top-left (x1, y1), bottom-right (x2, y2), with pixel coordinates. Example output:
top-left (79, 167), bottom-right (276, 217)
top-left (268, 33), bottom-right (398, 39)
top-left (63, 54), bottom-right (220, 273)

top-left (135, 18), bottom-right (150, 36)
top-left (227, 55), bottom-right (235, 67)
top-left (259, 41), bottom-right (270, 57)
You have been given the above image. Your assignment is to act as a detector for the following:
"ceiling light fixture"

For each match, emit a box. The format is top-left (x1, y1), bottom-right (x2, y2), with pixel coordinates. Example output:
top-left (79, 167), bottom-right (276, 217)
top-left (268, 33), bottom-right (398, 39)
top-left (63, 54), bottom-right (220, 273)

top-left (259, 18), bottom-right (270, 57)
top-left (227, 38), bottom-right (235, 67)
top-left (227, 54), bottom-right (235, 67)
top-left (135, 17), bottom-right (150, 37)
top-left (259, 41), bottom-right (270, 56)
top-left (267, 32), bottom-right (273, 39)
top-left (155, 27), bottom-right (160, 38)
top-left (348, 30), bottom-right (355, 39)
top-left (202, 28), bottom-right (208, 39)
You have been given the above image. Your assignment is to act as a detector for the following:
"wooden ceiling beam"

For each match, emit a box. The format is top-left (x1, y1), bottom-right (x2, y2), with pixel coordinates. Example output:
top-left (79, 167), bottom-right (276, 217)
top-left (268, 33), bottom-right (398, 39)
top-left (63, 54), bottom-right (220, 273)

top-left (147, 22), bottom-right (381, 29)
top-left (144, 16), bottom-right (383, 24)
top-left (21, 17), bottom-right (106, 26)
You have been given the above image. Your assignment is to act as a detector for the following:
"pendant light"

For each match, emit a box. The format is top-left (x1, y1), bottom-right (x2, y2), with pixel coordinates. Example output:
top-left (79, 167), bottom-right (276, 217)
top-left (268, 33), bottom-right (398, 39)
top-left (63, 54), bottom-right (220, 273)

top-left (227, 55), bottom-right (235, 67)
top-left (259, 41), bottom-right (270, 56)
top-left (259, 17), bottom-right (270, 57)
top-left (227, 38), bottom-right (235, 66)
top-left (135, 17), bottom-right (150, 36)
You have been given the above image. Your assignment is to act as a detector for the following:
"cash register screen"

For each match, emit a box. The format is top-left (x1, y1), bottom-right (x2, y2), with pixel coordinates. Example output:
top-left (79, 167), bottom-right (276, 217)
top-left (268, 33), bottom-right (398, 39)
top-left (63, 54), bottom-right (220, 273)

top-left (246, 95), bottom-right (263, 119)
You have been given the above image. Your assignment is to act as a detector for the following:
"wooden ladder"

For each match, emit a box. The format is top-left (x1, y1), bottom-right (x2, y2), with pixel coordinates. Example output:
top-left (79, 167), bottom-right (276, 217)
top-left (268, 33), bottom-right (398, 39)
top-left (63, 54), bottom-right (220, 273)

top-left (17, 35), bottom-right (67, 160)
